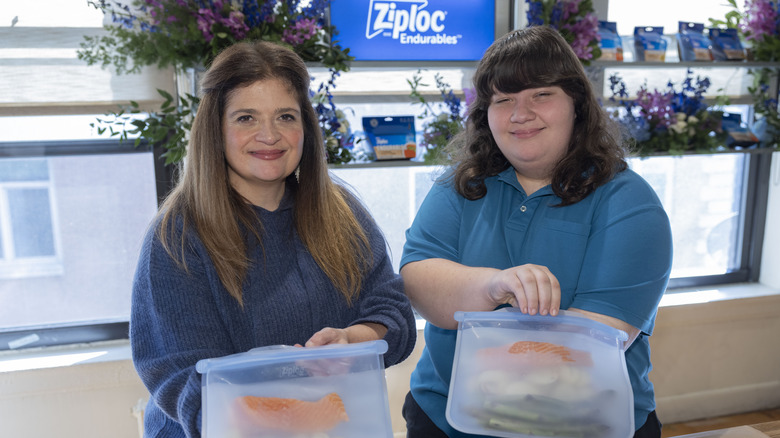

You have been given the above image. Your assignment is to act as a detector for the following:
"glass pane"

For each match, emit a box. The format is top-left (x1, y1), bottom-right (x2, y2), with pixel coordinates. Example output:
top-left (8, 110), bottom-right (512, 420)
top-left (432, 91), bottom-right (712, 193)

top-left (629, 153), bottom-right (745, 277)
top-left (0, 153), bottom-right (158, 329)
top-left (334, 153), bottom-right (747, 280)
top-left (8, 187), bottom-right (55, 257)
top-left (0, 159), bottom-right (49, 182)
top-left (331, 165), bottom-right (443, 272)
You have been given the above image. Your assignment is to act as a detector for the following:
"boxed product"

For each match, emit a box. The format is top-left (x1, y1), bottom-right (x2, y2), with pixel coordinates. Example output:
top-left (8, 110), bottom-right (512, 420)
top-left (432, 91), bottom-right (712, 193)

top-left (634, 26), bottom-right (668, 62)
top-left (678, 21), bottom-right (713, 61)
top-left (196, 340), bottom-right (393, 438)
top-left (362, 115), bottom-right (417, 160)
top-left (597, 21), bottom-right (624, 61)
top-left (722, 113), bottom-right (759, 148)
top-left (446, 309), bottom-right (634, 438)
top-left (709, 28), bottom-right (746, 61)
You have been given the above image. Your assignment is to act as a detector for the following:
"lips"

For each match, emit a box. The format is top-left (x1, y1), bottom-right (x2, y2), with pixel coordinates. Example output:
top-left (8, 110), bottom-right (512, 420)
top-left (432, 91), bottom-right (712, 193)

top-left (249, 149), bottom-right (285, 160)
top-left (510, 127), bottom-right (544, 139)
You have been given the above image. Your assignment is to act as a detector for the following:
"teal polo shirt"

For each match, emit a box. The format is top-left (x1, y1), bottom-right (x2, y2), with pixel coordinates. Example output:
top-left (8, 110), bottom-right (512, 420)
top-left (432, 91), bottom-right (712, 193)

top-left (401, 167), bottom-right (673, 437)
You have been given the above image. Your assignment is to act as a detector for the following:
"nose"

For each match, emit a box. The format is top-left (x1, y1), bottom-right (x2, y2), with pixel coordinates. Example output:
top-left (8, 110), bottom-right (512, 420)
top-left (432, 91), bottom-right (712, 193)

top-left (510, 99), bottom-right (535, 123)
top-left (254, 119), bottom-right (281, 144)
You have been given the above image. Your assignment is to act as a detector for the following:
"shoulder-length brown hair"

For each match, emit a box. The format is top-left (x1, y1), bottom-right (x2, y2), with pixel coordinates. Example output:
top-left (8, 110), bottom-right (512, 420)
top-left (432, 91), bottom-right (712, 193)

top-left (450, 25), bottom-right (626, 205)
top-left (157, 40), bottom-right (371, 306)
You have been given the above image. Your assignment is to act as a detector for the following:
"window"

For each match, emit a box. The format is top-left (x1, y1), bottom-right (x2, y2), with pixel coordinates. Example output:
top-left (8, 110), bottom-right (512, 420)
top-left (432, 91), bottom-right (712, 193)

top-left (0, 146), bottom-right (158, 344)
top-left (0, 158), bottom-right (61, 279)
top-left (332, 150), bottom-right (769, 290)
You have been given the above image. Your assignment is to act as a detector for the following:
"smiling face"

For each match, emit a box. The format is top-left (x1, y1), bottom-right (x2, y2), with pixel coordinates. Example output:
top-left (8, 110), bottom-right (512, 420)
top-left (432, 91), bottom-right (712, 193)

top-left (487, 86), bottom-right (576, 193)
top-left (223, 78), bottom-right (304, 209)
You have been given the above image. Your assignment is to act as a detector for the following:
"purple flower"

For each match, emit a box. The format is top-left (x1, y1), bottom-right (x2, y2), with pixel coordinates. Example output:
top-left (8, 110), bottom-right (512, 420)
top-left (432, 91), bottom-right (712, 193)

top-left (636, 86), bottom-right (675, 127)
top-left (464, 88), bottom-right (476, 108)
top-left (282, 17), bottom-right (321, 45)
top-left (741, 0), bottom-right (779, 41)
top-left (563, 12), bottom-right (599, 59)
top-left (560, 0), bottom-right (581, 21)
top-left (526, 0), bottom-right (600, 62)
top-left (196, 8), bottom-right (217, 42)
top-left (223, 10), bottom-right (249, 39)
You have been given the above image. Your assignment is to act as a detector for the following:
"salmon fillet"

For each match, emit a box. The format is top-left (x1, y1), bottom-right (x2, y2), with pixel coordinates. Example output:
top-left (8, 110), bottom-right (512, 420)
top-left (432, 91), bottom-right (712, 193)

top-left (235, 392), bottom-right (349, 433)
top-left (477, 341), bottom-right (593, 367)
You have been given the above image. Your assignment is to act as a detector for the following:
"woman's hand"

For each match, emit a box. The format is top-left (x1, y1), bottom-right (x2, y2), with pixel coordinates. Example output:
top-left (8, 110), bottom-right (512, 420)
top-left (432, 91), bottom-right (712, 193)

top-left (301, 322), bottom-right (387, 347)
top-left (487, 264), bottom-right (561, 316)
top-left (297, 323), bottom-right (388, 377)
top-left (402, 259), bottom-right (562, 329)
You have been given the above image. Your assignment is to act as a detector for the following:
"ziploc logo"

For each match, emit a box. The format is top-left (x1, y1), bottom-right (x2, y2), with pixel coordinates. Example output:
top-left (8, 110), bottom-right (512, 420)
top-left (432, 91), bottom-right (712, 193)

top-left (365, 0), bottom-right (460, 45)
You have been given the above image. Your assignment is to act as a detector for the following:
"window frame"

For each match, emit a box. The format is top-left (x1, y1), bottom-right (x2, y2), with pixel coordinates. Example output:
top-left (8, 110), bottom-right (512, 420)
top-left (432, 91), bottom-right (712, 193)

top-left (0, 139), bottom-right (161, 351)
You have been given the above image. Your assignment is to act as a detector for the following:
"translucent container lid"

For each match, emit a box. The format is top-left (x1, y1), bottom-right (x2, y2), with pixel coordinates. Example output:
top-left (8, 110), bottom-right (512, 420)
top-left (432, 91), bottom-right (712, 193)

top-left (196, 340), bottom-right (392, 438)
top-left (446, 309), bottom-right (634, 438)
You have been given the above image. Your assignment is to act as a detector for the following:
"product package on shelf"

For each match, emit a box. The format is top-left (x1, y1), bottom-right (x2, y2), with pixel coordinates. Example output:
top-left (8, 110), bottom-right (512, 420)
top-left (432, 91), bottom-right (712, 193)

top-left (722, 113), bottom-right (759, 148)
top-left (597, 21), bottom-right (624, 61)
top-left (362, 116), bottom-right (417, 160)
top-left (633, 26), bottom-right (668, 62)
top-left (677, 22), bottom-right (713, 61)
top-left (709, 28), bottom-right (747, 61)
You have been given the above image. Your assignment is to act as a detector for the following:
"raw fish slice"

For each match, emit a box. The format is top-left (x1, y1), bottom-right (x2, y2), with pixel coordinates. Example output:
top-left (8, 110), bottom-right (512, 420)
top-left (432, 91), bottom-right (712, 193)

top-left (477, 341), bottom-right (593, 367)
top-left (235, 392), bottom-right (349, 433)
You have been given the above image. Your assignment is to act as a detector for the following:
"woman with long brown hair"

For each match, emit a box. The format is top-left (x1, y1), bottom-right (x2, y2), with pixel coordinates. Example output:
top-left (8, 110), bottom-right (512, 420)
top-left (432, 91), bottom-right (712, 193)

top-left (130, 41), bottom-right (416, 438)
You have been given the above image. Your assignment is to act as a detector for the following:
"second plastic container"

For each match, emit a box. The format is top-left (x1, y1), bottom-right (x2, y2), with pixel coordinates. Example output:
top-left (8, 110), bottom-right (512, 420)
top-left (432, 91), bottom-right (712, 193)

top-left (446, 309), bottom-right (634, 438)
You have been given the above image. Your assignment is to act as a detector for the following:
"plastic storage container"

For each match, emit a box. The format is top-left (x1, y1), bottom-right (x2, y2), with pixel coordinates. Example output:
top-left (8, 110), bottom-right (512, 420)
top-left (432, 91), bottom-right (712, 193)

top-left (446, 309), bottom-right (634, 438)
top-left (196, 340), bottom-right (393, 438)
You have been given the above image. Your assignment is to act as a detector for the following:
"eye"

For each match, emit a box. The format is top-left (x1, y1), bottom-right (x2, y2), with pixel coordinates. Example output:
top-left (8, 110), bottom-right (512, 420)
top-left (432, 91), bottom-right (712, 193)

top-left (279, 113), bottom-right (297, 122)
top-left (236, 114), bottom-right (253, 123)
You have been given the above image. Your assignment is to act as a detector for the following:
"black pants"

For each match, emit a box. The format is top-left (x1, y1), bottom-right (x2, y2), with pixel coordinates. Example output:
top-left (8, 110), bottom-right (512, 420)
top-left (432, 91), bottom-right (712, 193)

top-left (402, 391), bottom-right (663, 438)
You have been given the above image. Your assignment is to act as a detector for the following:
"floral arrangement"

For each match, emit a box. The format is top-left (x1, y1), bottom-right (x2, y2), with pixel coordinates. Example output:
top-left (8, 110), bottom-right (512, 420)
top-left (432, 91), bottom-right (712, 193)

top-left (607, 69), bottom-right (729, 156)
top-left (525, 0), bottom-right (601, 63)
top-left (709, 0), bottom-right (780, 148)
top-left (311, 69), bottom-right (362, 164)
top-left (408, 70), bottom-right (472, 164)
top-left (79, 0), bottom-right (353, 74)
top-left (81, 0), bottom-right (357, 164)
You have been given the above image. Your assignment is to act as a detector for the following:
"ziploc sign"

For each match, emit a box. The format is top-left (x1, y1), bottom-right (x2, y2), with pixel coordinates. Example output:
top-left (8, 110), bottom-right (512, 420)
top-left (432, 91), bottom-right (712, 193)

top-left (329, 0), bottom-right (495, 61)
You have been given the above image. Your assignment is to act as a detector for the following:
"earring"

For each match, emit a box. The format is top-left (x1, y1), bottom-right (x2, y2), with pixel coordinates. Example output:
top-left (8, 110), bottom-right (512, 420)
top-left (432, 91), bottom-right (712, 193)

top-left (295, 166), bottom-right (300, 183)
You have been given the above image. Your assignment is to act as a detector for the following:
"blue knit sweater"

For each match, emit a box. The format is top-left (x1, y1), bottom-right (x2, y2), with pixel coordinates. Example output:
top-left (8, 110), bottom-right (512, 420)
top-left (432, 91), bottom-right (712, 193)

top-left (130, 189), bottom-right (417, 438)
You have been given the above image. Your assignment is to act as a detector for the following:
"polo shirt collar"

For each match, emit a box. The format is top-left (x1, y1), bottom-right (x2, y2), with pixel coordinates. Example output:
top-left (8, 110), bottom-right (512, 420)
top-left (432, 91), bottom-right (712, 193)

top-left (497, 167), bottom-right (555, 198)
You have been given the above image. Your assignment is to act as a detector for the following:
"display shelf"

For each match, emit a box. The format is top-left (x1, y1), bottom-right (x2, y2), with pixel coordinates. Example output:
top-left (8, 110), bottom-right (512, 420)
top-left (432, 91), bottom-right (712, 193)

top-left (592, 61), bottom-right (780, 68)
top-left (309, 52), bottom-right (778, 166)
top-left (587, 60), bottom-right (780, 105)
top-left (311, 60), bottom-right (779, 106)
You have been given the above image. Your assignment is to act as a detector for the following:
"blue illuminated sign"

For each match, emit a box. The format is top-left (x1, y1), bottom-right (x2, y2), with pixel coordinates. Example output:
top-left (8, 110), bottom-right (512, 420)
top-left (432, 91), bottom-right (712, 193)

top-left (329, 0), bottom-right (496, 61)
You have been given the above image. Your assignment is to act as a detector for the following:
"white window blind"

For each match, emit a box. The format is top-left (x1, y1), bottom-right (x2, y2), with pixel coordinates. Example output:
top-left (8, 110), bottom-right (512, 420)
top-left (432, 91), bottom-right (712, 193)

top-left (0, 0), bottom-right (173, 118)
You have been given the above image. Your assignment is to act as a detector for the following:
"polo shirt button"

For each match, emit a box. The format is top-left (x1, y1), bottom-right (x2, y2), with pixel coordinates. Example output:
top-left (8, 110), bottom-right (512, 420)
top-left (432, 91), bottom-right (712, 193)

top-left (520, 205), bottom-right (527, 212)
